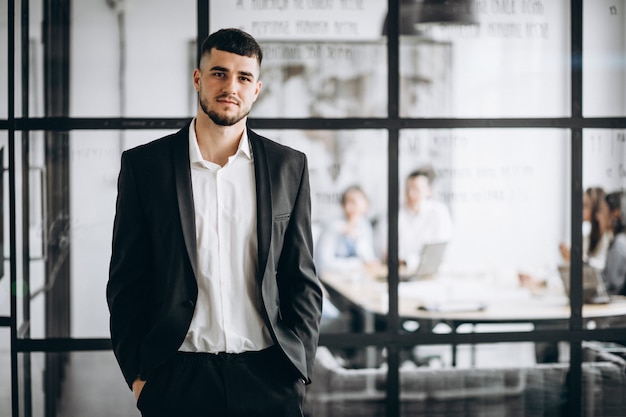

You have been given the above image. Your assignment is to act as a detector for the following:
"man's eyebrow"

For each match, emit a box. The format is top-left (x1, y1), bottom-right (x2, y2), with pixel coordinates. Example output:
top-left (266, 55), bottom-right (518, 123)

top-left (209, 66), bottom-right (229, 73)
top-left (209, 66), bottom-right (255, 79)
top-left (238, 70), bottom-right (255, 80)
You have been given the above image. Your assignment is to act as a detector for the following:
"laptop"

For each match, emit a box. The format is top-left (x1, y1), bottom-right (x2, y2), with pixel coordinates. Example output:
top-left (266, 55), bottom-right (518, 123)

top-left (557, 264), bottom-right (611, 304)
top-left (400, 241), bottom-right (448, 281)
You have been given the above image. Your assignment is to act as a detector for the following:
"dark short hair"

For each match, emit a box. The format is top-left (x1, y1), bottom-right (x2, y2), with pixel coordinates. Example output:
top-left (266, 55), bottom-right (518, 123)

top-left (407, 165), bottom-right (436, 185)
top-left (606, 191), bottom-right (625, 235)
top-left (606, 191), bottom-right (623, 212)
top-left (199, 28), bottom-right (263, 67)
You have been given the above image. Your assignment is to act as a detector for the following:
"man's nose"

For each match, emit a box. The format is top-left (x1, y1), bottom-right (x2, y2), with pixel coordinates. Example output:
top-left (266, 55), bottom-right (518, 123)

top-left (223, 76), bottom-right (238, 94)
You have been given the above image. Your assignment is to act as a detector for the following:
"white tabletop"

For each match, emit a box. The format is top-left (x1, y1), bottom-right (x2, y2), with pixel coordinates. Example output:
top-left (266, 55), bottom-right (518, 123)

top-left (321, 271), bottom-right (626, 325)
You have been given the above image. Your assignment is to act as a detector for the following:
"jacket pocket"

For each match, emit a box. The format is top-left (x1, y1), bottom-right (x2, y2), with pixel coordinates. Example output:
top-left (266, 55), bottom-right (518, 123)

top-left (274, 213), bottom-right (291, 222)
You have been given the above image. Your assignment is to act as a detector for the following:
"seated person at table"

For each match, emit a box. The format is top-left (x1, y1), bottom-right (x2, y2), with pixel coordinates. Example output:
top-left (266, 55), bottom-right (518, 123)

top-left (315, 185), bottom-right (381, 333)
top-left (377, 165), bottom-right (452, 271)
top-left (599, 191), bottom-right (626, 295)
top-left (526, 187), bottom-right (616, 363)
top-left (560, 186), bottom-right (611, 270)
top-left (520, 186), bottom-right (611, 292)
top-left (315, 185), bottom-right (381, 275)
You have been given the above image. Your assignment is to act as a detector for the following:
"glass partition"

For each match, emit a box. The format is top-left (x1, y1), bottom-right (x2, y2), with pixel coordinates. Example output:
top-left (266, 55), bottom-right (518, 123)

top-left (18, 351), bottom-right (136, 417)
top-left (1, 130), bottom-right (8, 317)
top-left (582, 129), bottom-right (626, 332)
top-left (401, 1), bottom-right (571, 118)
top-left (252, 41), bottom-right (387, 118)
top-left (2, 1), bottom-right (626, 417)
top-left (0, 328), bottom-right (10, 417)
top-left (0, 0), bottom-right (8, 119)
top-left (258, 129), bottom-right (388, 356)
top-left (400, 341), bottom-right (567, 416)
top-left (23, 130), bottom-right (170, 339)
top-left (583, 129), bottom-right (626, 194)
top-left (583, 0), bottom-right (626, 117)
top-left (397, 129), bottom-right (569, 277)
top-left (70, 0), bottom-right (196, 117)
top-left (211, 0), bottom-right (388, 119)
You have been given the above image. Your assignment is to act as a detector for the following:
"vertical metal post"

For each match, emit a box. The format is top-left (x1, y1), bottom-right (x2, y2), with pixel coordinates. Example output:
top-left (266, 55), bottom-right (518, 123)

top-left (42, 0), bottom-right (72, 415)
top-left (386, 1), bottom-right (400, 417)
top-left (197, 0), bottom-right (209, 66)
top-left (568, 1), bottom-right (584, 416)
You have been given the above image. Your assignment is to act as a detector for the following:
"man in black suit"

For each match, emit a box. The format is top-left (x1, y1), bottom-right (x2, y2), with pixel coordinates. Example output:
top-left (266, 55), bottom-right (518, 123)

top-left (107, 28), bottom-right (323, 416)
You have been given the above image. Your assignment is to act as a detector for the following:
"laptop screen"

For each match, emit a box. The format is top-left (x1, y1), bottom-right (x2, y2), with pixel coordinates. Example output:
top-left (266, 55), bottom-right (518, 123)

top-left (414, 242), bottom-right (448, 278)
top-left (557, 264), bottom-right (610, 304)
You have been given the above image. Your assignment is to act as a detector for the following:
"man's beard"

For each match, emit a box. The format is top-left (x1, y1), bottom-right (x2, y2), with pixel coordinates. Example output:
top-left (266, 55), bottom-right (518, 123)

top-left (200, 95), bottom-right (249, 126)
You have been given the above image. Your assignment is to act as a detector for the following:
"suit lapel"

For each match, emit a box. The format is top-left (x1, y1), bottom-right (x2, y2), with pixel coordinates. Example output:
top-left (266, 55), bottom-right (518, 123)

top-left (172, 123), bottom-right (198, 279)
top-left (249, 129), bottom-right (272, 282)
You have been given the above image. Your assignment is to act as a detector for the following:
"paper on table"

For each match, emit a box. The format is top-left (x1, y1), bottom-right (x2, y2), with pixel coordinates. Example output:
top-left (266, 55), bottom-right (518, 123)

top-left (417, 300), bottom-right (488, 313)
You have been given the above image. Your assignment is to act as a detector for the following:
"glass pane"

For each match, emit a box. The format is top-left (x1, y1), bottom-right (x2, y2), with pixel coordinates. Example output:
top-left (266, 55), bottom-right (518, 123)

top-left (0, 0), bottom-right (8, 119)
top-left (24, 130), bottom-right (166, 339)
top-left (1, 130), bottom-right (8, 317)
top-left (400, 341), bottom-right (565, 416)
top-left (397, 129), bottom-right (568, 276)
top-left (7, 0), bottom-right (42, 119)
top-left (19, 351), bottom-right (136, 417)
top-left (210, 1), bottom-right (388, 118)
top-left (583, 129), bottom-right (626, 195)
top-left (70, 0), bottom-right (196, 117)
top-left (0, 328), bottom-right (10, 417)
top-left (582, 129), bottom-right (626, 305)
top-left (306, 344), bottom-right (387, 416)
top-left (580, 340), bottom-right (626, 416)
top-left (0, 272), bottom-right (7, 318)
top-left (257, 129), bottom-right (388, 352)
top-left (583, 0), bottom-right (626, 117)
top-left (401, 2), bottom-right (570, 117)
top-left (251, 41), bottom-right (387, 118)
top-left (72, 130), bottom-right (168, 338)
top-left (23, 0), bottom-right (45, 119)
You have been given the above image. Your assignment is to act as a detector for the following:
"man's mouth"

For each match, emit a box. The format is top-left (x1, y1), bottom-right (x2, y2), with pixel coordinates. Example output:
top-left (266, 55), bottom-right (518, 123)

top-left (217, 96), bottom-right (239, 106)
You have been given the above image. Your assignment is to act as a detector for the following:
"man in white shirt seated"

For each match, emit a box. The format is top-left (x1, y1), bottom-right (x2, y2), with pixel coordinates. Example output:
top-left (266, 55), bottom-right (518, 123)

top-left (375, 165), bottom-right (452, 275)
top-left (387, 166), bottom-right (453, 271)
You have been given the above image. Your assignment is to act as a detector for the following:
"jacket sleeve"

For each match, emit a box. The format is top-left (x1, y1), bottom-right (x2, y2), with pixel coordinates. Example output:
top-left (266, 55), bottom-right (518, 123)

top-left (106, 151), bottom-right (152, 389)
top-left (276, 154), bottom-right (323, 382)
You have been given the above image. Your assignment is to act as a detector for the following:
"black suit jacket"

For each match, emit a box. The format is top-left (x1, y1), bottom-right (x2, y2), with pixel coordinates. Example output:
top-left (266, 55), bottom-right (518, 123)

top-left (107, 122), bottom-right (323, 388)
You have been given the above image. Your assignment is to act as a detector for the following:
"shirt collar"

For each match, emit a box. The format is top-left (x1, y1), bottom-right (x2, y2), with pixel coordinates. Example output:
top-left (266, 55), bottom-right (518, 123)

top-left (188, 118), bottom-right (252, 165)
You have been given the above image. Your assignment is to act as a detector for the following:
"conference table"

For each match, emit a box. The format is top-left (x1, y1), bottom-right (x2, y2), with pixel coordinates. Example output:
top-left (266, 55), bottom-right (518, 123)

top-left (320, 269), bottom-right (626, 367)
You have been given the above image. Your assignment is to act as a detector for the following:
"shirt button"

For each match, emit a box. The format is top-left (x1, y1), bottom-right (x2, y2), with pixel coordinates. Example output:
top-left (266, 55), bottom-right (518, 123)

top-left (182, 300), bottom-right (195, 309)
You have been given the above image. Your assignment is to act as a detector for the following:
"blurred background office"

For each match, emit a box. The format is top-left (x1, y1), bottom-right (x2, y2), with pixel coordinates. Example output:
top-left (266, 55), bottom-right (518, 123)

top-left (1, 0), bottom-right (626, 416)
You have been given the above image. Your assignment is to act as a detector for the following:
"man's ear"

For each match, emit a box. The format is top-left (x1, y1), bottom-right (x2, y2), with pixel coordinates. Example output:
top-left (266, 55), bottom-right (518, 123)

top-left (193, 68), bottom-right (201, 92)
top-left (253, 80), bottom-right (262, 101)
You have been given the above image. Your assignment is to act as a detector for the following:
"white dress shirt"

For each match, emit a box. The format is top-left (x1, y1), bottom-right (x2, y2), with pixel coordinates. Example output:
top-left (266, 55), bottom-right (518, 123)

top-left (179, 119), bottom-right (273, 353)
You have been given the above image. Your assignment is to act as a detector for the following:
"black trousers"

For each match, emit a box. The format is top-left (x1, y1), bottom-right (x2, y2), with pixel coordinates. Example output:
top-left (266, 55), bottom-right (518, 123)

top-left (136, 346), bottom-right (305, 417)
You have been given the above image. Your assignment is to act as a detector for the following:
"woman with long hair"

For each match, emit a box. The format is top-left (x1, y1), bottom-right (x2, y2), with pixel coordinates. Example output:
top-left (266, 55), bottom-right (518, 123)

top-left (599, 191), bottom-right (626, 295)
top-left (559, 186), bottom-right (611, 269)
